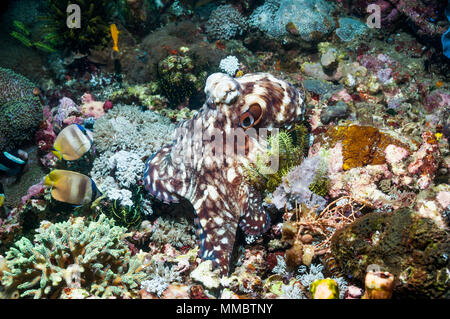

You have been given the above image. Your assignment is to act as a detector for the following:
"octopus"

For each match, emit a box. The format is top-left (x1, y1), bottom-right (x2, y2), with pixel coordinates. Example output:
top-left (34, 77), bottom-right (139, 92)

top-left (144, 73), bottom-right (305, 275)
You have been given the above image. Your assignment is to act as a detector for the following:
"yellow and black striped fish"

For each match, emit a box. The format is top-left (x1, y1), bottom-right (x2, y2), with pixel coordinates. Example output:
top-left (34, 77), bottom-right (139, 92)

top-left (44, 170), bottom-right (101, 206)
top-left (52, 124), bottom-right (93, 161)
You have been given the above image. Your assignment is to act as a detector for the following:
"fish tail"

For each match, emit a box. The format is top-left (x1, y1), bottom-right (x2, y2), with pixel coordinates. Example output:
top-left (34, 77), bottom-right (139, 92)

top-left (113, 45), bottom-right (119, 52)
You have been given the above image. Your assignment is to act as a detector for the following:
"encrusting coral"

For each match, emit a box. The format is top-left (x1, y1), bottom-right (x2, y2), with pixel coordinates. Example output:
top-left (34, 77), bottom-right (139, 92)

top-left (0, 67), bottom-right (42, 151)
top-left (0, 215), bottom-right (148, 298)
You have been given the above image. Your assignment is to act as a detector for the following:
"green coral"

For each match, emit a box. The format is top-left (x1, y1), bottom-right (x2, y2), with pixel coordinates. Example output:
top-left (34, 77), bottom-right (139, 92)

top-left (108, 82), bottom-right (196, 122)
top-left (157, 49), bottom-right (208, 107)
top-left (0, 215), bottom-right (147, 298)
top-left (40, 0), bottom-right (116, 54)
top-left (308, 168), bottom-right (330, 197)
top-left (10, 20), bottom-right (57, 53)
top-left (246, 124), bottom-right (310, 193)
top-left (0, 67), bottom-right (42, 151)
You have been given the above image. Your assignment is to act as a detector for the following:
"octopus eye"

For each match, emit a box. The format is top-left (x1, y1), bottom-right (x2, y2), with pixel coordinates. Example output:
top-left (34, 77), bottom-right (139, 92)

top-left (240, 103), bottom-right (263, 129)
top-left (240, 112), bottom-right (254, 128)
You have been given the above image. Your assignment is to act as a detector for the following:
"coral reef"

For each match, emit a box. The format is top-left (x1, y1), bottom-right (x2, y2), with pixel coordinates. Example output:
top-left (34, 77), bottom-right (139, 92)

top-left (93, 104), bottom-right (175, 157)
top-left (0, 215), bottom-right (148, 298)
top-left (0, 67), bottom-right (42, 151)
top-left (331, 208), bottom-right (449, 298)
top-left (205, 5), bottom-right (248, 40)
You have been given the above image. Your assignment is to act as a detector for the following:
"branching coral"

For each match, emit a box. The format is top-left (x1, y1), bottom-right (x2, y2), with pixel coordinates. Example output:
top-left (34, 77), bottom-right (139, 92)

top-left (93, 104), bottom-right (175, 157)
top-left (140, 260), bottom-right (182, 297)
top-left (150, 216), bottom-right (196, 249)
top-left (0, 215), bottom-right (148, 298)
top-left (205, 4), bottom-right (248, 40)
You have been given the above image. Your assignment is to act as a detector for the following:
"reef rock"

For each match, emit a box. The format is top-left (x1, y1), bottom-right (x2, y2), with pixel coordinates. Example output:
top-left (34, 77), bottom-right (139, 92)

top-left (331, 208), bottom-right (449, 298)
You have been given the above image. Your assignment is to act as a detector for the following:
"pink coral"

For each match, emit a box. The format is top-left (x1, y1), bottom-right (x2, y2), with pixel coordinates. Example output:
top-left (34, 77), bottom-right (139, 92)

top-left (35, 118), bottom-right (57, 152)
top-left (54, 97), bottom-right (79, 127)
top-left (407, 131), bottom-right (439, 189)
top-left (331, 89), bottom-right (353, 103)
top-left (384, 144), bottom-right (409, 164)
top-left (21, 182), bottom-right (45, 204)
top-left (63, 116), bottom-right (84, 126)
top-left (79, 93), bottom-right (107, 119)
top-left (103, 100), bottom-right (113, 111)
top-left (424, 90), bottom-right (450, 113)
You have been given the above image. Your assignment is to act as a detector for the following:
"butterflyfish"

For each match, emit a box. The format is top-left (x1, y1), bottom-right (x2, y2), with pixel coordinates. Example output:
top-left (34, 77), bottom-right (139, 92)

top-left (0, 182), bottom-right (4, 208)
top-left (110, 24), bottom-right (119, 52)
top-left (0, 150), bottom-right (28, 176)
top-left (44, 170), bottom-right (101, 206)
top-left (52, 124), bottom-right (93, 161)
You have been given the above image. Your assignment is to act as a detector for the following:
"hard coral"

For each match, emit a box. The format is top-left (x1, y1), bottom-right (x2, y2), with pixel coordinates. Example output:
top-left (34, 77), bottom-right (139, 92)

top-left (0, 67), bottom-right (42, 151)
top-left (0, 215), bottom-right (147, 298)
top-left (331, 208), bottom-right (449, 298)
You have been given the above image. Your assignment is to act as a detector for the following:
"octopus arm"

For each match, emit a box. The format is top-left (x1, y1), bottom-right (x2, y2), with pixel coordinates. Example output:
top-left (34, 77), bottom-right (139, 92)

top-left (239, 188), bottom-right (271, 236)
top-left (143, 146), bottom-right (191, 204)
top-left (191, 184), bottom-right (241, 275)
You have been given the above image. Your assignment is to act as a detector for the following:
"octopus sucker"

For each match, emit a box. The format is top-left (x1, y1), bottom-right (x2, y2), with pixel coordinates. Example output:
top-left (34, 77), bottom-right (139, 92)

top-left (144, 72), bottom-right (305, 275)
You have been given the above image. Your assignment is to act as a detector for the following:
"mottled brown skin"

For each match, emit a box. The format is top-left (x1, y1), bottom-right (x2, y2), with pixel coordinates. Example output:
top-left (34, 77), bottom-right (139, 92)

top-left (144, 73), bottom-right (305, 275)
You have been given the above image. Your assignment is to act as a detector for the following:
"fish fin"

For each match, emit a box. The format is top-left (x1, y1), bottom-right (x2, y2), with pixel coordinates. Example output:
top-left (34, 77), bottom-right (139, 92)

top-left (0, 196), bottom-right (4, 207)
top-left (192, 194), bottom-right (239, 276)
top-left (44, 174), bottom-right (53, 187)
top-left (3, 152), bottom-right (26, 165)
top-left (239, 189), bottom-right (270, 236)
top-left (52, 149), bottom-right (63, 161)
top-left (143, 146), bottom-right (190, 204)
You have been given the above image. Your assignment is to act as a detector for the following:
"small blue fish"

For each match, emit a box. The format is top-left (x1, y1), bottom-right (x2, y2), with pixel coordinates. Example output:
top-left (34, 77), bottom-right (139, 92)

top-left (0, 150), bottom-right (28, 176)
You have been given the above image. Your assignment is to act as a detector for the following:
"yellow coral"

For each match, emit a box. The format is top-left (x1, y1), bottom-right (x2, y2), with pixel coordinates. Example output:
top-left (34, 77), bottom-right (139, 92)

top-left (325, 125), bottom-right (408, 171)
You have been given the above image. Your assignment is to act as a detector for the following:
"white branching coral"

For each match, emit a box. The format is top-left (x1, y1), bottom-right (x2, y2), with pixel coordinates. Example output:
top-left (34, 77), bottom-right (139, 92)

top-left (106, 188), bottom-right (134, 208)
top-left (219, 56), bottom-right (240, 77)
top-left (0, 215), bottom-right (147, 298)
top-left (140, 260), bottom-right (182, 297)
top-left (206, 5), bottom-right (248, 40)
top-left (108, 150), bottom-right (145, 188)
top-left (150, 216), bottom-right (196, 248)
top-left (93, 104), bottom-right (174, 158)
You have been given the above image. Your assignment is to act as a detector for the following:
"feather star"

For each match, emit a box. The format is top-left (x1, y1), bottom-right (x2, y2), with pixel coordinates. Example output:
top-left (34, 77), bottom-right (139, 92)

top-left (144, 73), bottom-right (305, 275)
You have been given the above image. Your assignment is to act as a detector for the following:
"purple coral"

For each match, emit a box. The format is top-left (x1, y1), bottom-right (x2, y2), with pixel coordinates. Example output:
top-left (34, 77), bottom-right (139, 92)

top-left (54, 97), bottom-right (79, 127)
top-left (271, 155), bottom-right (327, 211)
